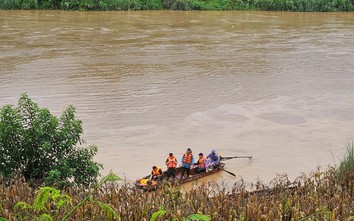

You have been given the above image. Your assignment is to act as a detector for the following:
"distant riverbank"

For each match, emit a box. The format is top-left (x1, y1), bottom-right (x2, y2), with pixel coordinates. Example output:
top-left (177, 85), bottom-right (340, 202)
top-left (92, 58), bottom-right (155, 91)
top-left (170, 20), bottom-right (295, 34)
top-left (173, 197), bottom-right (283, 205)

top-left (1, 0), bottom-right (353, 11)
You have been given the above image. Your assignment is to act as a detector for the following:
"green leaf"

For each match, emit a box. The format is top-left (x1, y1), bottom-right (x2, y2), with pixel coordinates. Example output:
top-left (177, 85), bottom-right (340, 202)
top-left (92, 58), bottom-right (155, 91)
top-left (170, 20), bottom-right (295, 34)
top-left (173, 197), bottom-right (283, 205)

top-left (150, 209), bottom-right (167, 221)
top-left (93, 199), bottom-right (119, 219)
top-left (14, 201), bottom-right (32, 211)
top-left (100, 170), bottom-right (121, 184)
top-left (34, 187), bottom-right (59, 212)
top-left (39, 214), bottom-right (53, 221)
top-left (56, 194), bottom-right (72, 209)
top-left (185, 214), bottom-right (211, 221)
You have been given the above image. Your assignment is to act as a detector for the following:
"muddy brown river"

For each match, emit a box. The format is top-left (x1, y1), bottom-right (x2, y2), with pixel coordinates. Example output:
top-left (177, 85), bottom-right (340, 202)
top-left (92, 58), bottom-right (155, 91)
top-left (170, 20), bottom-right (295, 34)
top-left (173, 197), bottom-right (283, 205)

top-left (1, 10), bottom-right (354, 187)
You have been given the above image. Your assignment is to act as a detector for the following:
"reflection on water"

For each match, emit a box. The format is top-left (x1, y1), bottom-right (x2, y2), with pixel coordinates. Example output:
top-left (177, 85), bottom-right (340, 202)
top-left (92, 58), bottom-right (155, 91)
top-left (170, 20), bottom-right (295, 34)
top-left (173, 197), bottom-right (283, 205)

top-left (1, 11), bottom-right (354, 185)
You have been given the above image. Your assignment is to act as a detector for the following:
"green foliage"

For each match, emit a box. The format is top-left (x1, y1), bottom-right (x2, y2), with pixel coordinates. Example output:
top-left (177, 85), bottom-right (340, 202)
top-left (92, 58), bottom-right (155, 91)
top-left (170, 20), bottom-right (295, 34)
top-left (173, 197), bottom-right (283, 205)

top-left (0, 93), bottom-right (103, 188)
top-left (185, 214), bottom-right (211, 221)
top-left (150, 209), bottom-right (167, 221)
top-left (11, 171), bottom-right (120, 221)
top-left (2, 164), bottom-right (354, 220)
top-left (61, 0), bottom-right (98, 10)
top-left (13, 187), bottom-right (71, 220)
top-left (255, 0), bottom-right (354, 11)
top-left (93, 200), bottom-right (119, 220)
top-left (338, 142), bottom-right (354, 175)
top-left (60, 0), bottom-right (144, 10)
top-left (227, 0), bottom-right (258, 10)
top-left (32, 187), bottom-right (72, 212)
top-left (1, 0), bottom-right (353, 10)
top-left (336, 142), bottom-right (354, 197)
top-left (0, 0), bottom-right (37, 9)
top-left (62, 171), bottom-right (120, 220)
top-left (141, 0), bottom-right (163, 9)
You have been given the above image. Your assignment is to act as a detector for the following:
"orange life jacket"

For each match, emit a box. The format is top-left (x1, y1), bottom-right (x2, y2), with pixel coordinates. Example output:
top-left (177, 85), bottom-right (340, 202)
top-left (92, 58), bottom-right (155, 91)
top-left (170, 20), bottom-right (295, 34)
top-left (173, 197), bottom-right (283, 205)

top-left (152, 166), bottom-right (162, 176)
top-left (198, 156), bottom-right (206, 169)
top-left (183, 152), bottom-right (193, 164)
top-left (166, 156), bottom-right (177, 168)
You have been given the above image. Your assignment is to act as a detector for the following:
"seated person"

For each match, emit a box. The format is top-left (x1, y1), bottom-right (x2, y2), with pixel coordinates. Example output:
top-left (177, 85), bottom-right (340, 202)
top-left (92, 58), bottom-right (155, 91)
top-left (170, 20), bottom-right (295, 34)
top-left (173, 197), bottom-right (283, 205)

top-left (151, 166), bottom-right (163, 180)
top-left (139, 178), bottom-right (157, 186)
top-left (207, 149), bottom-right (220, 170)
top-left (194, 153), bottom-right (208, 174)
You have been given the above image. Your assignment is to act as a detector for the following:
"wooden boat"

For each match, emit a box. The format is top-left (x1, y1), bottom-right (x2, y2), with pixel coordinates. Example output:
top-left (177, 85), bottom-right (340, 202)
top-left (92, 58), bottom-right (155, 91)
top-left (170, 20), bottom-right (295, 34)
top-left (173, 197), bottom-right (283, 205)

top-left (135, 162), bottom-right (225, 191)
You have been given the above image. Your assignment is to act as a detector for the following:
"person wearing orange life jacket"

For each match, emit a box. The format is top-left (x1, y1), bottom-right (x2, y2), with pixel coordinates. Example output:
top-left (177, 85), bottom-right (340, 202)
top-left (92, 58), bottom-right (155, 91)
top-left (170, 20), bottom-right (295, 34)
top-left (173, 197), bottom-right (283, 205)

top-left (180, 148), bottom-right (194, 178)
top-left (194, 153), bottom-right (208, 174)
top-left (165, 153), bottom-right (177, 181)
top-left (151, 166), bottom-right (163, 180)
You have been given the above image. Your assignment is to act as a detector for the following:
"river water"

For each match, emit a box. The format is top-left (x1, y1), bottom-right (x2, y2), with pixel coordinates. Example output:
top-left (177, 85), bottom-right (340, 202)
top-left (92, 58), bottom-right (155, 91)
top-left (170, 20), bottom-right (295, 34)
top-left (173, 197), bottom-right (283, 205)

top-left (1, 10), bottom-right (354, 186)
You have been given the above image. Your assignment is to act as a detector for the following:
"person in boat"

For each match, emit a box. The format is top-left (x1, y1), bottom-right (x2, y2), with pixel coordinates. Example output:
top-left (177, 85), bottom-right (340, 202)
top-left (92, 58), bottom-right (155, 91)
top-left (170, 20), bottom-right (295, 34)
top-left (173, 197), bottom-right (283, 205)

top-left (139, 178), bottom-right (157, 186)
top-left (207, 149), bottom-right (220, 170)
top-left (180, 148), bottom-right (194, 178)
top-left (165, 153), bottom-right (177, 181)
top-left (151, 166), bottom-right (163, 180)
top-left (194, 153), bottom-right (208, 174)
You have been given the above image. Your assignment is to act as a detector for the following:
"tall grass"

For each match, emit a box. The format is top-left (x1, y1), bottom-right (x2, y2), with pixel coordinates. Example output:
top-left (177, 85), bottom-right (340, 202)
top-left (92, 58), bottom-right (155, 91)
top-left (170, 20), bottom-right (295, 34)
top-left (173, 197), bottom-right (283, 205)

top-left (1, 145), bottom-right (354, 220)
top-left (338, 142), bottom-right (354, 174)
top-left (336, 142), bottom-right (354, 198)
top-left (0, 0), bottom-right (353, 10)
top-left (2, 165), bottom-right (354, 220)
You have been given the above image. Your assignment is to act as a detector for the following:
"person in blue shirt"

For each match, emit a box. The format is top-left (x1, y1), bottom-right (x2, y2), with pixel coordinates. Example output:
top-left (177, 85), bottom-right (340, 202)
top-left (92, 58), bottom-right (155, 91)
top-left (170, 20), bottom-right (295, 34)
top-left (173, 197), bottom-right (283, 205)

top-left (180, 148), bottom-right (194, 178)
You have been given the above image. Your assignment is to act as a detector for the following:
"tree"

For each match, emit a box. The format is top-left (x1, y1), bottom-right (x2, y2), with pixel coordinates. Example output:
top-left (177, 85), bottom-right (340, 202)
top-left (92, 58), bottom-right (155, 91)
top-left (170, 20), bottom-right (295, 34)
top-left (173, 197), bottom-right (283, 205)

top-left (0, 93), bottom-right (103, 188)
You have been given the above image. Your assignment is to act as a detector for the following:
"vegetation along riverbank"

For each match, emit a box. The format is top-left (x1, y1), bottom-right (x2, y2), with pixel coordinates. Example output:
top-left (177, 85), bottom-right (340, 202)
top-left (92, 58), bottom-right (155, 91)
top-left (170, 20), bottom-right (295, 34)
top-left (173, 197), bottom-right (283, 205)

top-left (1, 0), bottom-right (354, 11)
top-left (1, 146), bottom-right (354, 220)
top-left (1, 95), bottom-right (354, 220)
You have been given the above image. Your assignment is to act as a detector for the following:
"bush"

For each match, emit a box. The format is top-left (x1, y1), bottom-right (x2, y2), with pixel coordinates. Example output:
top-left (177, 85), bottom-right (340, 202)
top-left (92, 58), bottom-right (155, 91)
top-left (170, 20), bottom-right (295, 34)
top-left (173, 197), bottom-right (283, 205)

top-left (0, 93), bottom-right (102, 188)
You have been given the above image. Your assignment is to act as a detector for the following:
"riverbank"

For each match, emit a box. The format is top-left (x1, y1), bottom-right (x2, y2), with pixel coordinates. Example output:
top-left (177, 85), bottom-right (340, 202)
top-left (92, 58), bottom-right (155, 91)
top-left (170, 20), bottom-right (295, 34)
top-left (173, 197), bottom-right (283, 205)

top-left (1, 164), bottom-right (354, 220)
top-left (1, 144), bottom-right (354, 220)
top-left (1, 0), bottom-right (353, 11)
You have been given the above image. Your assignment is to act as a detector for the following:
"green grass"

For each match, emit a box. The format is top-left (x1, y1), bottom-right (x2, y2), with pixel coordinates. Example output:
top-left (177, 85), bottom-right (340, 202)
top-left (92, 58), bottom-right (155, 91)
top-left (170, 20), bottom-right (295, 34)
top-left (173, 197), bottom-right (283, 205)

top-left (338, 142), bottom-right (354, 173)
top-left (336, 142), bottom-right (354, 197)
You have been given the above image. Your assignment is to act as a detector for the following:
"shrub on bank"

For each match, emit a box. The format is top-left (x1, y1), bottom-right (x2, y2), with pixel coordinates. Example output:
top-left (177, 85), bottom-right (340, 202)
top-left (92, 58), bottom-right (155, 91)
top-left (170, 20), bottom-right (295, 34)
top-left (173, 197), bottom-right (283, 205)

top-left (0, 94), bottom-right (102, 188)
top-left (0, 0), bottom-right (353, 11)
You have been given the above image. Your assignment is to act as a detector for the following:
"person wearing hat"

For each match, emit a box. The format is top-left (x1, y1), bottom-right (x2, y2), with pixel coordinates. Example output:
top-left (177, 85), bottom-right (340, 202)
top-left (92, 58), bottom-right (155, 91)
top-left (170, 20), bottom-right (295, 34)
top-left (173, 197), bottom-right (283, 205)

top-left (194, 153), bottom-right (208, 174)
top-left (180, 148), bottom-right (194, 178)
top-left (207, 149), bottom-right (220, 170)
top-left (165, 153), bottom-right (177, 181)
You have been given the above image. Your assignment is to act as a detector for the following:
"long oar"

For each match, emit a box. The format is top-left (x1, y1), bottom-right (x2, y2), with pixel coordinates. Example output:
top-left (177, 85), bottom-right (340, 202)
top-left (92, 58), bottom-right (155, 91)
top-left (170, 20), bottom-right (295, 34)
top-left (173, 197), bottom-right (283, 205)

top-left (221, 156), bottom-right (252, 161)
top-left (215, 165), bottom-right (236, 177)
